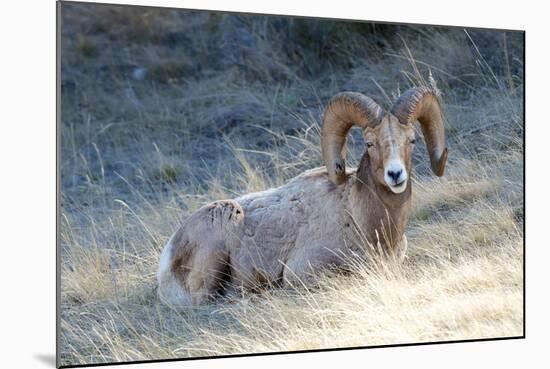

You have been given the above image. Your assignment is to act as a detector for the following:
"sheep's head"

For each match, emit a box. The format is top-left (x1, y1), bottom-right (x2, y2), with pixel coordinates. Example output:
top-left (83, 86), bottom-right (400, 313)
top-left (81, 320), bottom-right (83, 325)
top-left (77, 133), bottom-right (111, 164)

top-left (321, 87), bottom-right (448, 193)
top-left (362, 115), bottom-right (415, 193)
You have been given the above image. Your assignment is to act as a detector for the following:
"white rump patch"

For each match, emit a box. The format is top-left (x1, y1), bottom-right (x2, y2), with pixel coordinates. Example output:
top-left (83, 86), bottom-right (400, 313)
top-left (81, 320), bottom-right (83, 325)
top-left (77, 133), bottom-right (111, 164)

top-left (156, 234), bottom-right (194, 307)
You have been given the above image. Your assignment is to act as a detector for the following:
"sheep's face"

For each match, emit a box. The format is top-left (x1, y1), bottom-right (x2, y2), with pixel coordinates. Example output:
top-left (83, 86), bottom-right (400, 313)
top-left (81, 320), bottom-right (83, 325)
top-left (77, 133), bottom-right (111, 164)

top-left (363, 115), bottom-right (416, 194)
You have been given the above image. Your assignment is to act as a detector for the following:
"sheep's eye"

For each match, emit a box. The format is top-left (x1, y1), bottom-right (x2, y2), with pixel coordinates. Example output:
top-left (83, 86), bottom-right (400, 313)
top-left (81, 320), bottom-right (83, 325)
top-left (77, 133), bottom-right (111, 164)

top-left (410, 138), bottom-right (416, 145)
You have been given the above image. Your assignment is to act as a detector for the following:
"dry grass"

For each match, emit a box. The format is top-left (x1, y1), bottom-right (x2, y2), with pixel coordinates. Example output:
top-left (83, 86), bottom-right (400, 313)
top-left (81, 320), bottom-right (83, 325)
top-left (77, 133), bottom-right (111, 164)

top-left (58, 3), bottom-right (523, 366)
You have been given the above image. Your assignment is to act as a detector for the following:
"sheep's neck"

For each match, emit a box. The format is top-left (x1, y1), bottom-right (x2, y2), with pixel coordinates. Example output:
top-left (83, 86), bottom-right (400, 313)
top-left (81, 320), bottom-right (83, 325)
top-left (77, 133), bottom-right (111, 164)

top-left (349, 155), bottom-right (412, 251)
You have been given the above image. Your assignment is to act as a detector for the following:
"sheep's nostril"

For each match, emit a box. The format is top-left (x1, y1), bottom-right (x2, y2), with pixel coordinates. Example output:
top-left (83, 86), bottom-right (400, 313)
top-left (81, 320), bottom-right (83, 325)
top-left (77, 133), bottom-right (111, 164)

top-left (387, 169), bottom-right (403, 182)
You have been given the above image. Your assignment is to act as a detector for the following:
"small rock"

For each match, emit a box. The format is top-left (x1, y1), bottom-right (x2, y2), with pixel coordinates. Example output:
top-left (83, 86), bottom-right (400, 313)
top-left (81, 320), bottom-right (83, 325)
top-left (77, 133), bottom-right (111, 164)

top-left (132, 67), bottom-right (147, 81)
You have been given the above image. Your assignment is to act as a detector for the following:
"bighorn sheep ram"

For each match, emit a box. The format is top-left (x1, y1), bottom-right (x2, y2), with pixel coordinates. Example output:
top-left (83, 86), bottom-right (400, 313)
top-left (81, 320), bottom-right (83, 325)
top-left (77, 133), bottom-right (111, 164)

top-left (158, 86), bottom-right (447, 306)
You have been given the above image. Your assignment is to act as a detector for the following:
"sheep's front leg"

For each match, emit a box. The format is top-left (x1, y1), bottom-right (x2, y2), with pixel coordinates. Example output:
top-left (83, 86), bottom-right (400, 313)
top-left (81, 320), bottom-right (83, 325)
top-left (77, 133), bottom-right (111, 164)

top-left (282, 247), bottom-right (342, 288)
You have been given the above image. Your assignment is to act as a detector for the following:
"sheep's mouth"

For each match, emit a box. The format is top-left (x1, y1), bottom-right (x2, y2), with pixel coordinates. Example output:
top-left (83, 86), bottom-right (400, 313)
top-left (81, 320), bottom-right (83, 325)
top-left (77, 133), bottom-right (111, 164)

top-left (394, 178), bottom-right (406, 187)
top-left (388, 179), bottom-right (407, 193)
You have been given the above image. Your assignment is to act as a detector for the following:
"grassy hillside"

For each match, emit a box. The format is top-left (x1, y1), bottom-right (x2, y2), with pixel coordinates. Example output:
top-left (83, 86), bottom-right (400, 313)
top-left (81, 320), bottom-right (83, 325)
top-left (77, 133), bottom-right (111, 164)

top-left (59, 3), bottom-right (523, 366)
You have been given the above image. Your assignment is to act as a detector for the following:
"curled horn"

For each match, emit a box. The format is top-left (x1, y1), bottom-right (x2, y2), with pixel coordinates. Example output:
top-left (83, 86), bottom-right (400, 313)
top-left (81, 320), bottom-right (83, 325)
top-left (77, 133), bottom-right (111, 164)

top-left (391, 86), bottom-right (448, 176)
top-left (321, 92), bottom-right (383, 185)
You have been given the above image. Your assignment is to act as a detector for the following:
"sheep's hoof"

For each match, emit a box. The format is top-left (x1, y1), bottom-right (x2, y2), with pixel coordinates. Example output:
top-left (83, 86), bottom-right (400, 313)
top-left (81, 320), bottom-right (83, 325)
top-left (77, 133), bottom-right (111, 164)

top-left (335, 161), bottom-right (345, 174)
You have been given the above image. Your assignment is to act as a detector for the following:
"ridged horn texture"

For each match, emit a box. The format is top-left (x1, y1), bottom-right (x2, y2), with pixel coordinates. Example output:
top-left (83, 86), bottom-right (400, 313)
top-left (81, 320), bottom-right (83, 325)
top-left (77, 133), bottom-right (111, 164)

top-left (391, 86), bottom-right (448, 176)
top-left (321, 92), bottom-right (383, 185)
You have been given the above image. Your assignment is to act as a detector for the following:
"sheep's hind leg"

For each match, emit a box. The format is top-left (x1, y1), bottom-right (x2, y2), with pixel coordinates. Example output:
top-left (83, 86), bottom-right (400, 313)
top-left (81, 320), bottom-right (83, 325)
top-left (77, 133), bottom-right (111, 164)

top-left (183, 242), bottom-right (231, 305)
top-left (158, 200), bottom-right (243, 306)
top-left (158, 236), bottom-right (231, 307)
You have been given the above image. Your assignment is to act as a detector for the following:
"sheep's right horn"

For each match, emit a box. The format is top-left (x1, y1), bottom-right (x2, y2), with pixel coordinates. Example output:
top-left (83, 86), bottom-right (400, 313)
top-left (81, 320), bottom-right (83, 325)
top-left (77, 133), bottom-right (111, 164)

top-left (322, 92), bottom-right (383, 185)
top-left (391, 86), bottom-right (448, 176)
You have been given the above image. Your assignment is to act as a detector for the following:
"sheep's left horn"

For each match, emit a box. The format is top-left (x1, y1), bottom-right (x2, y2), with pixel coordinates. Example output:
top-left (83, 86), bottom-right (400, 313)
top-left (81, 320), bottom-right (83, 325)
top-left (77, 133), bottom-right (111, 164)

top-left (391, 86), bottom-right (448, 176)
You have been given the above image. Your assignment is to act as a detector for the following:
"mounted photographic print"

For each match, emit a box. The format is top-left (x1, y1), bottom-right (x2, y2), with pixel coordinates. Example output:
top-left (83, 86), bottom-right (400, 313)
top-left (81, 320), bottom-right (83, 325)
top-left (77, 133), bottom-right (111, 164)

top-left (57, 1), bottom-right (525, 367)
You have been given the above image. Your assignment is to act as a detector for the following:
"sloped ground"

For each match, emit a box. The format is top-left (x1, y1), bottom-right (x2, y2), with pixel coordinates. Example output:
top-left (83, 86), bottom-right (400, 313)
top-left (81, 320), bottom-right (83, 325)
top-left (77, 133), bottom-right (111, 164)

top-left (59, 3), bottom-right (523, 366)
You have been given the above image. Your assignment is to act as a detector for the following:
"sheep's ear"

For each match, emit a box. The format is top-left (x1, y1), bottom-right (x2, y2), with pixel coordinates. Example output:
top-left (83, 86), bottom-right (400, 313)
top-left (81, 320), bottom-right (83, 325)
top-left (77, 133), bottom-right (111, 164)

top-left (362, 127), bottom-right (377, 152)
top-left (362, 127), bottom-right (375, 140)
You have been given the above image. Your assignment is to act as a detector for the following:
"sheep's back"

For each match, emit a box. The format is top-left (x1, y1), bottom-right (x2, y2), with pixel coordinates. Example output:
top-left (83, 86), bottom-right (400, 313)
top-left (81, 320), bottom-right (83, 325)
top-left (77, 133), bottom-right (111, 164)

top-left (227, 167), bottom-right (353, 282)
